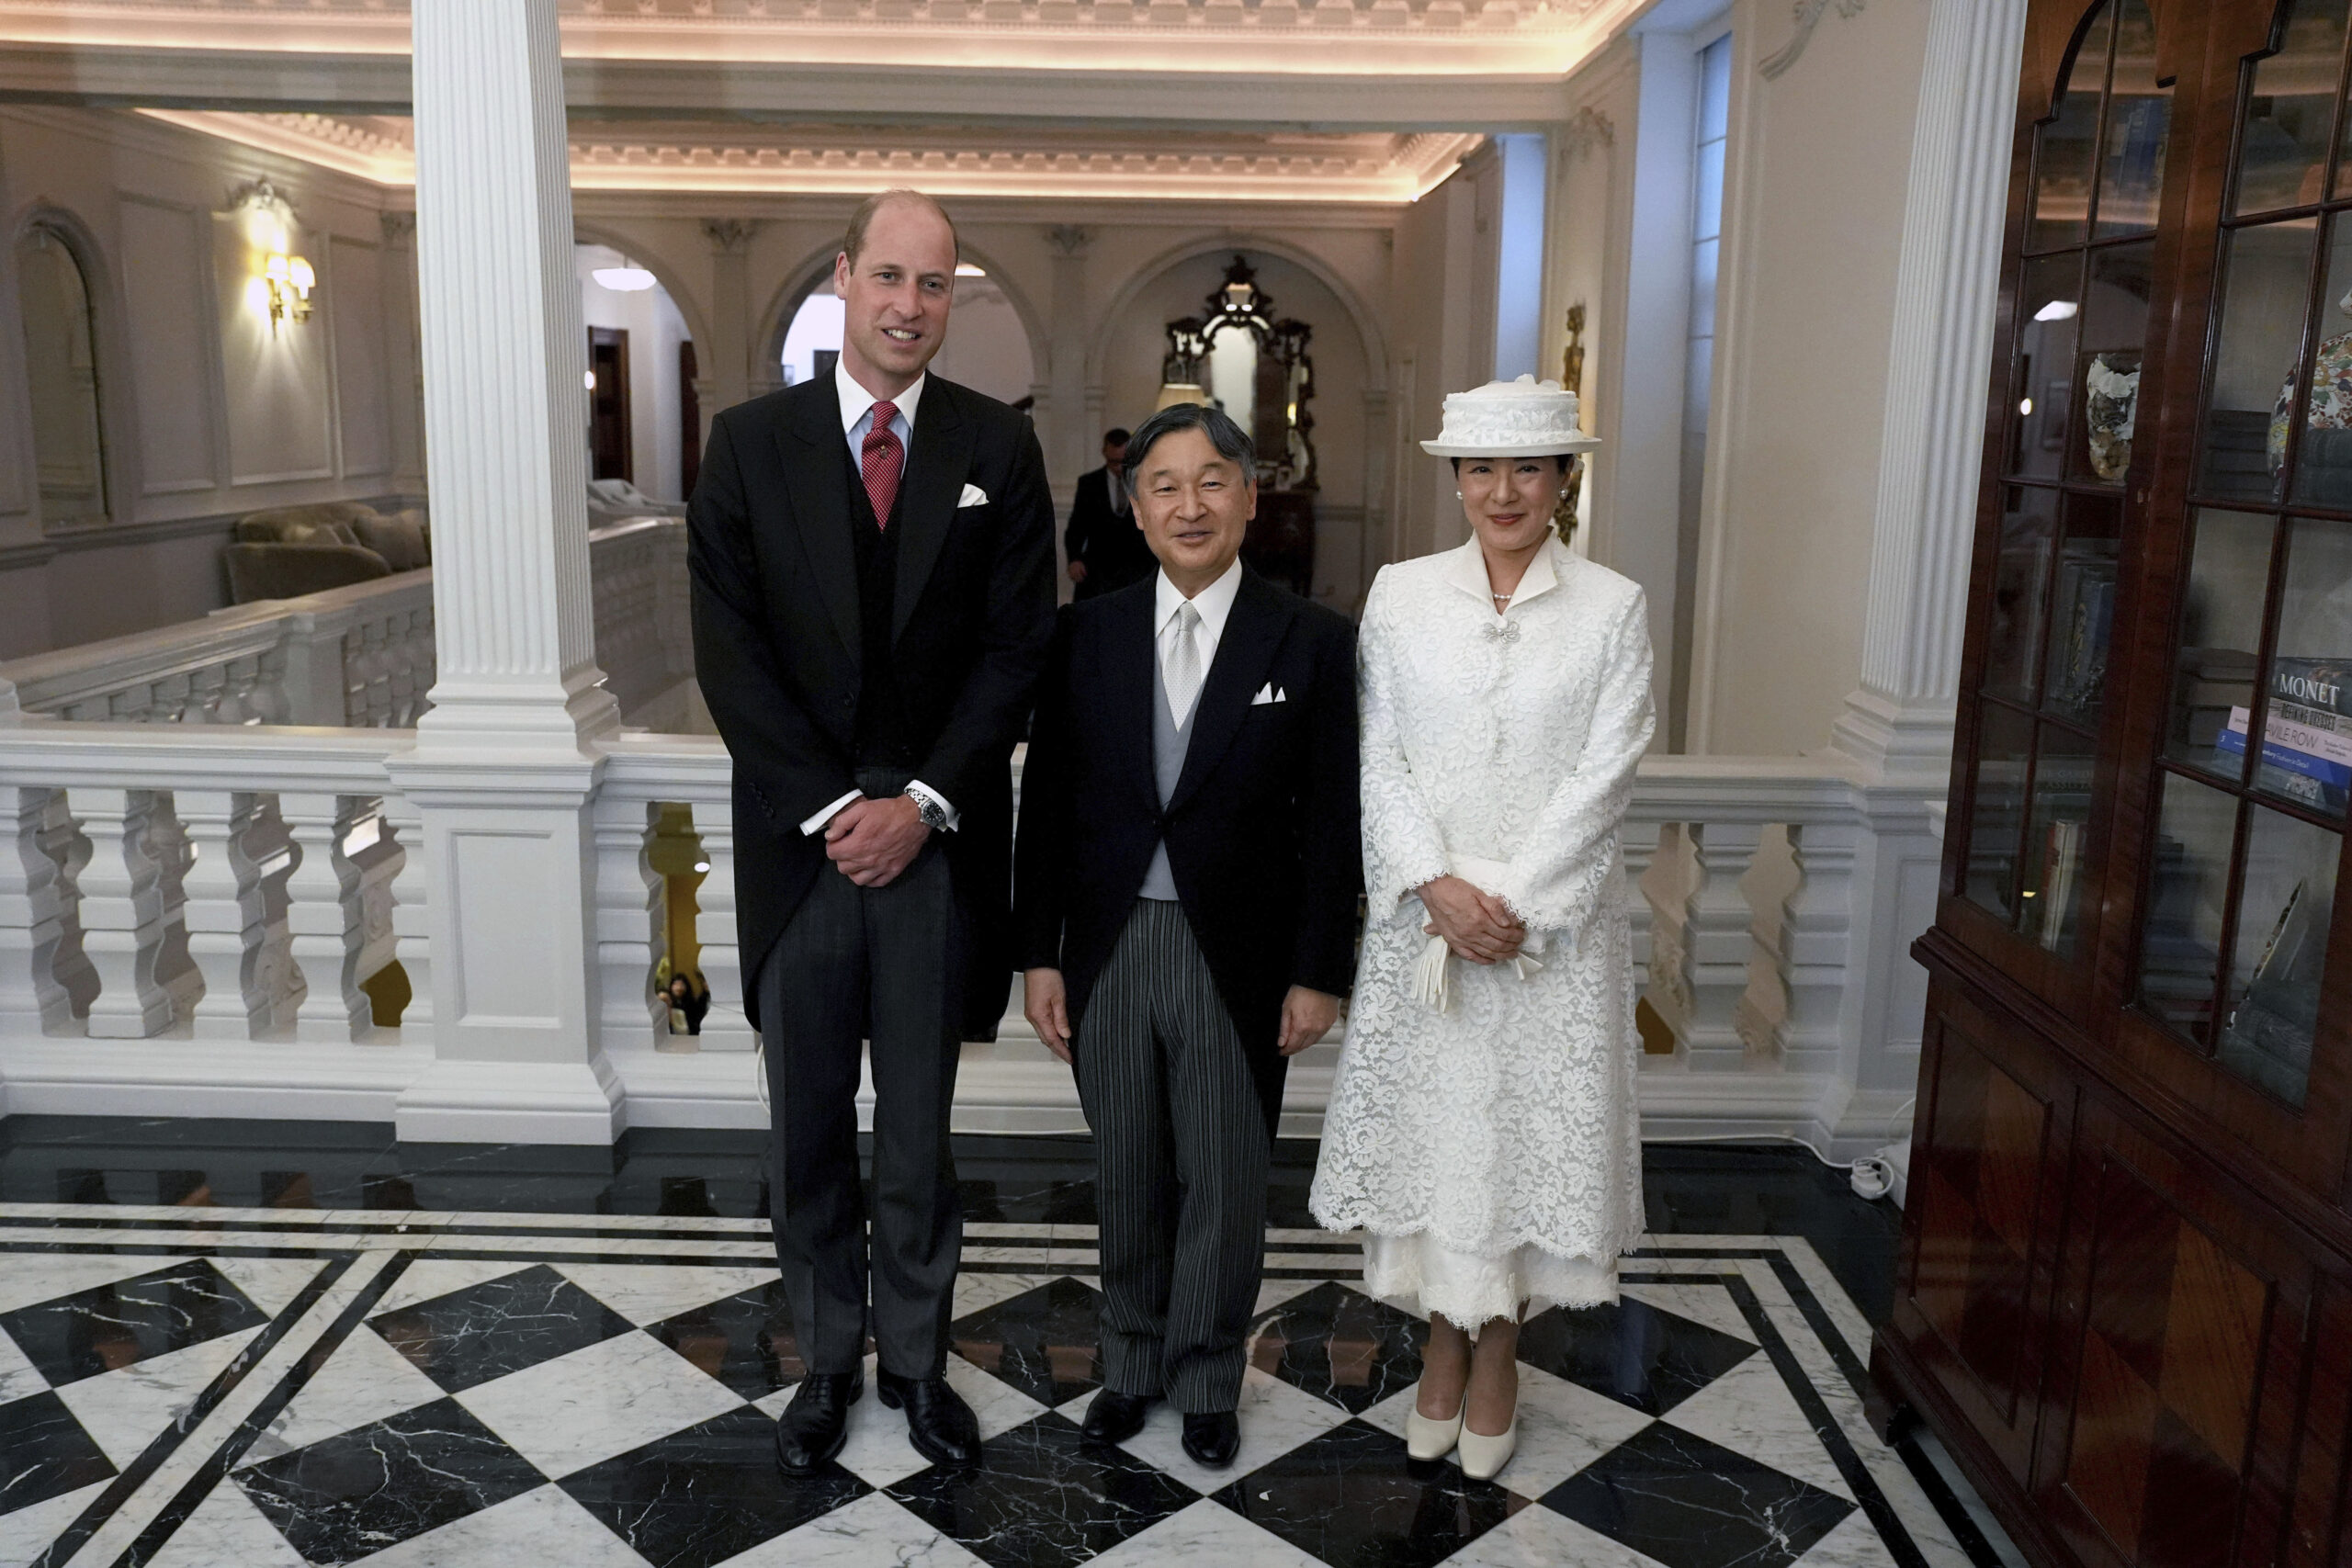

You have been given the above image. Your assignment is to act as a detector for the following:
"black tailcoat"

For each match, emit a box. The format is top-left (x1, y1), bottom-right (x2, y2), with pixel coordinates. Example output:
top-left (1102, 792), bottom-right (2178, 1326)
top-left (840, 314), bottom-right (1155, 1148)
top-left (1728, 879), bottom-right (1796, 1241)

top-left (1014, 568), bottom-right (1363, 1134)
top-left (688, 375), bottom-right (1056, 1039)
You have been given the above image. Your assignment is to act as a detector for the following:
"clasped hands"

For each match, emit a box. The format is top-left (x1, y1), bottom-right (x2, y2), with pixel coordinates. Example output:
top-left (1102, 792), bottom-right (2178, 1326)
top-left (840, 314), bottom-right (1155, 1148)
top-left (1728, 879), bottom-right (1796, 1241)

top-left (824, 795), bottom-right (930, 887)
top-left (1418, 874), bottom-right (1525, 965)
top-left (1023, 969), bottom-right (1340, 1065)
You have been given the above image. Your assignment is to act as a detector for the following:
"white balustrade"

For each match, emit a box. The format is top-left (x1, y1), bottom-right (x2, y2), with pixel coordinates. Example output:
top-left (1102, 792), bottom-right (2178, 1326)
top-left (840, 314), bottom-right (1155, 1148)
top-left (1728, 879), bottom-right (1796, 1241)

top-left (0, 520), bottom-right (688, 734)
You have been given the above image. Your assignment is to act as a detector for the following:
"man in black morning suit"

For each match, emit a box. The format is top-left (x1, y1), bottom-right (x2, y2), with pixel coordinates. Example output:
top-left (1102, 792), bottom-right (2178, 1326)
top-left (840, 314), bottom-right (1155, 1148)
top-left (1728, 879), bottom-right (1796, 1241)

top-left (1016, 402), bottom-right (1361, 1468)
top-left (687, 190), bottom-right (1055, 1476)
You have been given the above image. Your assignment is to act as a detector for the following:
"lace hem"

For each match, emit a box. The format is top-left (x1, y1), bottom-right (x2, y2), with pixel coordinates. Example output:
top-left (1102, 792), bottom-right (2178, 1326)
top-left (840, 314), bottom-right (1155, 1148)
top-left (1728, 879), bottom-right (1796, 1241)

top-left (1359, 1230), bottom-right (1620, 1331)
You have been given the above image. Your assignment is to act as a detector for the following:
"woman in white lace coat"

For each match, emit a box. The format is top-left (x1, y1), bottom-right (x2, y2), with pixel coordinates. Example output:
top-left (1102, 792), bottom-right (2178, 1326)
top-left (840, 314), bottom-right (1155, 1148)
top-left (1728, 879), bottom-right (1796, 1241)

top-left (1309, 376), bottom-right (1655, 1481)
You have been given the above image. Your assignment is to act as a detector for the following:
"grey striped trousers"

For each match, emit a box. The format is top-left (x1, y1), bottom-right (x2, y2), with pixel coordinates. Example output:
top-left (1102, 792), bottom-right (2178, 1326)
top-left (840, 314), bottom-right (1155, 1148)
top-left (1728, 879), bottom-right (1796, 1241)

top-left (1073, 898), bottom-right (1269, 1414)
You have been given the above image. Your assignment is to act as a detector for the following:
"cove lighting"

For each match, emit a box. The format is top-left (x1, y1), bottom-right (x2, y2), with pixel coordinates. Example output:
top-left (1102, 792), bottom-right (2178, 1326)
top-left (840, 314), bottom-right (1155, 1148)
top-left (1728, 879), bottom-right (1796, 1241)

top-left (594, 265), bottom-right (659, 292)
top-left (2033, 299), bottom-right (2078, 321)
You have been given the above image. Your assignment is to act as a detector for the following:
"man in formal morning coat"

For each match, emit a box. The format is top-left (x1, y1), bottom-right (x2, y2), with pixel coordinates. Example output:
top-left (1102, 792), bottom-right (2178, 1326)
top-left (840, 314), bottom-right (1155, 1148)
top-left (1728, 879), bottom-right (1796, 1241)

top-left (688, 189), bottom-right (1056, 1477)
top-left (1064, 427), bottom-right (1154, 600)
top-left (1016, 401), bottom-right (1361, 1468)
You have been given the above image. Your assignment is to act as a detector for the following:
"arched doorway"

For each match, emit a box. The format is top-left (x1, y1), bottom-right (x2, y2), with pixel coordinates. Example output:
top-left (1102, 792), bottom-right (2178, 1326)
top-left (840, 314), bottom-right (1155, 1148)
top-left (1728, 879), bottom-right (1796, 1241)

top-left (576, 243), bottom-right (695, 503)
top-left (16, 221), bottom-right (108, 525)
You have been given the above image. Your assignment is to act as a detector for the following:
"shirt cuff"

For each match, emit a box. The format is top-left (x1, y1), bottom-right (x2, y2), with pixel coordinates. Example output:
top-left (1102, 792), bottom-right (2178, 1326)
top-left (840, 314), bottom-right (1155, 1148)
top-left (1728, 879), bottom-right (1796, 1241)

top-left (798, 790), bottom-right (863, 837)
top-left (905, 780), bottom-right (961, 830)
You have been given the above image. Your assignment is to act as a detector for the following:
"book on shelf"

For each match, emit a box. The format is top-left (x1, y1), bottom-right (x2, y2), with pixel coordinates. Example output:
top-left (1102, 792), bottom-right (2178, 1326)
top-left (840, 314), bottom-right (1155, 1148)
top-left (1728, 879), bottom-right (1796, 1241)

top-left (2048, 554), bottom-right (2118, 712)
top-left (2035, 817), bottom-right (2084, 953)
top-left (2217, 659), bottom-right (2352, 813)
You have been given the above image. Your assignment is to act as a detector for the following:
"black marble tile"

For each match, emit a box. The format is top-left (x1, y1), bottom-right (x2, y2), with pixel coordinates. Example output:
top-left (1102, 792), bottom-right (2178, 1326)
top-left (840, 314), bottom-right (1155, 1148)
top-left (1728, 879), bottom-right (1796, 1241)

top-left (0, 1258), bottom-right (270, 1387)
top-left (887, 1411), bottom-right (1193, 1568)
top-left (1540, 1419), bottom-right (1855, 1568)
top-left (367, 1263), bottom-right (633, 1393)
top-left (0, 1390), bottom-right (116, 1517)
top-left (1517, 1296), bottom-right (1757, 1418)
top-left (560, 1403), bottom-right (867, 1568)
top-left (1211, 1416), bottom-right (1524, 1568)
top-left (1643, 1145), bottom-right (1904, 1325)
top-left (949, 1275), bottom-right (1102, 1407)
top-left (235, 1395), bottom-right (546, 1565)
top-left (1246, 1280), bottom-right (1424, 1414)
top-left (650, 1279), bottom-right (805, 1402)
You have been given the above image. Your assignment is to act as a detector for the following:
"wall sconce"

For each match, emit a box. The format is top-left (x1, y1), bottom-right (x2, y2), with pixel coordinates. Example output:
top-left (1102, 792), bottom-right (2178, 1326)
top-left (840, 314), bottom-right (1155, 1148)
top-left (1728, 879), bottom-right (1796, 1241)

top-left (263, 253), bottom-right (316, 327)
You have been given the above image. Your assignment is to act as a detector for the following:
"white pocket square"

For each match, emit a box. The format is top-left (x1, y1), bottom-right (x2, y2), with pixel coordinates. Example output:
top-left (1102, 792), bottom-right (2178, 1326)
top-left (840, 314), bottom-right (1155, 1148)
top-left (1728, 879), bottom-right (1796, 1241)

top-left (957, 483), bottom-right (989, 508)
top-left (1250, 683), bottom-right (1287, 705)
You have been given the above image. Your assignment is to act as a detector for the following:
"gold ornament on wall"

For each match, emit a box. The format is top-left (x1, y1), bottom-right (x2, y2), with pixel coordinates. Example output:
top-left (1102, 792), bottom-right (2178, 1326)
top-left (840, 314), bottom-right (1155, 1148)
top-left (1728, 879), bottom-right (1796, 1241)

top-left (1555, 302), bottom-right (1588, 540)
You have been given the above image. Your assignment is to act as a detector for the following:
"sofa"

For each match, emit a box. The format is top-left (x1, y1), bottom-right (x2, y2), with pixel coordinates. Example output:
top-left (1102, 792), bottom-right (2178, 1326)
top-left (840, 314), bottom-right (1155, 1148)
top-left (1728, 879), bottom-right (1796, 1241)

top-left (225, 502), bottom-right (431, 604)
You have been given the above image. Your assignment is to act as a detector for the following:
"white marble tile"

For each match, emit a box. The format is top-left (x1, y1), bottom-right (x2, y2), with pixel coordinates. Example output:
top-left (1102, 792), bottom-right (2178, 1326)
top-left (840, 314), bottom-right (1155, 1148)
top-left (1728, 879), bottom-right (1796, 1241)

top-left (1795, 1505), bottom-right (1903, 1568)
top-left (0, 1252), bottom-right (179, 1314)
top-left (370, 1258), bottom-right (540, 1315)
top-left (0, 1479), bottom-right (106, 1568)
top-left (456, 1330), bottom-right (746, 1479)
top-left (1658, 1350), bottom-right (1853, 1501)
top-left (1253, 1276), bottom-right (1325, 1315)
top-left (55, 1325), bottom-right (265, 1466)
top-left (0, 1322), bottom-right (46, 1404)
top-left (142, 1473), bottom-right (310, 1568)
top-left (209, 1257), bottom-right (330, 1317)
top-left (550, 1262), bottom-right (779, 1327)
top-left (351, 1483), bottom-right (650, 1568)
top-left (951, 1270), bottom-right (1051, 1318)
top-left (1067, 1367), bottom-right (1352, 1495)
top-left (238, 1320), bottom-right (447, 1466)
top-left (1620, 1277), bottom-right (1759, 1345)
top-left (1441, 1501), bottom-right (1671, 1568)
top-left (757, 1349), bottom-right (1046, 1489)
top-left (722, 1490), bottom-right (989, 1568)
top-left (1087, 1495), bottom-right (1329, 1567)
top-left (957, 1244), bottom-right (1057, 1269)
top-left (1358, 1360), bottom-right (1654, 1497)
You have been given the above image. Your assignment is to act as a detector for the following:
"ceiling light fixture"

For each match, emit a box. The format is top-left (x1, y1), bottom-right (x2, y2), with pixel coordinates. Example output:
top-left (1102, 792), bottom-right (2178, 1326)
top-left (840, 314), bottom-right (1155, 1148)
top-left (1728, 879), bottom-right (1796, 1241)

top-left (956, 263), bottom-right (987, 277)
top-left (2033, 299), bottom-right (2078, 321)
top-left (594, 265), bottom-right (658, 292)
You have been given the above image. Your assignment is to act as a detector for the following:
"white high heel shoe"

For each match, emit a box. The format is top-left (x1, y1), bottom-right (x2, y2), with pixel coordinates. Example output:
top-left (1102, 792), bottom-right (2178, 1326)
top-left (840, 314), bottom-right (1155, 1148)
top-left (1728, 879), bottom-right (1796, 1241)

top-left (1457, 1412), bottom-right (1518, 1481)
top-left (1405, 1385), bottom-right (1465, 1461)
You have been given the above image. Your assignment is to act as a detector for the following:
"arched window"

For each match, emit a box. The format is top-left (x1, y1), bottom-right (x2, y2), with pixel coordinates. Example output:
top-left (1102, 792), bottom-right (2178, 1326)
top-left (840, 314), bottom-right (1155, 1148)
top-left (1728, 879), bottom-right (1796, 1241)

top-left (15, 222), bottom-right (108, 524)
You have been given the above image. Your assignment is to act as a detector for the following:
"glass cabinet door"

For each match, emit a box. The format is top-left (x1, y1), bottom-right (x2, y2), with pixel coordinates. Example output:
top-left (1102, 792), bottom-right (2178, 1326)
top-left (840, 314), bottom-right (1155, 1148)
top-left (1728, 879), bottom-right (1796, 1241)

top-left (2135, 0), bottom-right (2352, 1111)
top-left (1961, 0), bottom-right (2174, 962)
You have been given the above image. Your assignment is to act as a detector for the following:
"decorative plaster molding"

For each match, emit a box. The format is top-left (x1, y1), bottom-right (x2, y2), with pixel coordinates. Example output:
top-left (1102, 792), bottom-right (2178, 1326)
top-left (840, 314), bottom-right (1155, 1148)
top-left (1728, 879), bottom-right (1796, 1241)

top-left (1045, 222), bottom-right (1094, 256)
top-left (1758, 0), bottom-right (1866, 81)
top-left (379, 210), bottom-right (416, 244)
top-left (1560, 105), bottom-right (1613, 159)
top-left (700, 217), bottom-right (763, 252)
top-left (224, 175), bottom-right (297, 221)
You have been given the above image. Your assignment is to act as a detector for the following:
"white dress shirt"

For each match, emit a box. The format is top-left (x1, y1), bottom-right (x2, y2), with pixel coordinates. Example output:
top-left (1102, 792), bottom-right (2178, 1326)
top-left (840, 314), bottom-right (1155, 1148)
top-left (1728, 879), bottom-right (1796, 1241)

top-left (797, 361), bottom-right (958, 839)
top-left (1153, 556), bottom-right (1245, 714)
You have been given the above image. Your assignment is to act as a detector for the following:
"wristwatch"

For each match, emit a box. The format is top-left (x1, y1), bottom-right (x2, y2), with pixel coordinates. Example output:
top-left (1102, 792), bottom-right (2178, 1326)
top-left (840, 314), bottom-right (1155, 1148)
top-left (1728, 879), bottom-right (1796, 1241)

top-left (905, 790), bottom-right (950, 832)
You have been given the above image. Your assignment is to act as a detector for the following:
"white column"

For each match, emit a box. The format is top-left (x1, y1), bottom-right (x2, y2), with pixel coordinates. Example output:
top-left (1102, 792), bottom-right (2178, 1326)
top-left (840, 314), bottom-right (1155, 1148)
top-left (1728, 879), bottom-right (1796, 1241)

top-left (1821, 0), bottom-right (2026, 1153)
top-left (1830, 0), bottom-right (2027, 777)
top-left (390, 0), bottom-right (621, 1143)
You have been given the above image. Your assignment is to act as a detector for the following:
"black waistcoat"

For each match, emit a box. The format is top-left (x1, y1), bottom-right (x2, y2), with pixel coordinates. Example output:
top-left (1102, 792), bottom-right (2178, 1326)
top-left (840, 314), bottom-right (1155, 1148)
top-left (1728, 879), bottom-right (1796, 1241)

top-left (847, 443), bottom-right (916, 768)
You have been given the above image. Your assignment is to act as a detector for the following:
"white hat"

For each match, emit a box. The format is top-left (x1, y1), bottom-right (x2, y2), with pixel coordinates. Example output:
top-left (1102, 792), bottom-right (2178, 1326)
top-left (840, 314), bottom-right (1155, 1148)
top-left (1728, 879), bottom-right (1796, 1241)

top-left (1419, 374), bottom-right (1600, 457)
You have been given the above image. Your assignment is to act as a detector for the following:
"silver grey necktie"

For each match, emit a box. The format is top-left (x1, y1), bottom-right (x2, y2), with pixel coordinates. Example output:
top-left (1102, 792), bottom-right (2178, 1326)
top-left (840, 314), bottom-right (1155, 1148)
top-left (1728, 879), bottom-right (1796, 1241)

top-left (1164, 601), bottom-right (1204, 728)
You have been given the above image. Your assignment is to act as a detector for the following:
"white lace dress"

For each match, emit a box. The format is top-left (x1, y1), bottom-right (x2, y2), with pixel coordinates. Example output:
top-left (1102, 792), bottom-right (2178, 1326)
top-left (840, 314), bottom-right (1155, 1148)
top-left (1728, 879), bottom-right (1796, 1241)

top-left (1309, 536), bottom-right (1656, 1330)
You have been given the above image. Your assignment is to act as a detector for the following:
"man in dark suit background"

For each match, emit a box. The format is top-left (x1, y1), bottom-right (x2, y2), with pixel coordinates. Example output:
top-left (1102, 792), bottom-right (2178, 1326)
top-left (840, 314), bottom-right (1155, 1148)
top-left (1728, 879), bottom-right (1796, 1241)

top-left (1063, 427), bottom-right (1154, 599)
top-left (688, 189), bottom-right (1055, 1477)
top-left (1016, 401), bottom-right (1361, 1468)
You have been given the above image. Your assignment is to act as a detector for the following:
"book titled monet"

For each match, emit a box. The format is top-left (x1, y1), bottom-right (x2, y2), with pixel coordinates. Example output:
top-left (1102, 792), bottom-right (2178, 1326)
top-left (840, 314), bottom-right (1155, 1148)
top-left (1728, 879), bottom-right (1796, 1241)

top-left (2216, 655), bottom-right (2352, 813)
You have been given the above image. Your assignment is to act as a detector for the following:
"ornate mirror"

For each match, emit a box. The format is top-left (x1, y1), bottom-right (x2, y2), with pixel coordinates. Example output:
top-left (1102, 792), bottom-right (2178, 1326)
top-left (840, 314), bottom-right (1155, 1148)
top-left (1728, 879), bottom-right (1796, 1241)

top-left (1161, 255), bottom-right (1317, 491)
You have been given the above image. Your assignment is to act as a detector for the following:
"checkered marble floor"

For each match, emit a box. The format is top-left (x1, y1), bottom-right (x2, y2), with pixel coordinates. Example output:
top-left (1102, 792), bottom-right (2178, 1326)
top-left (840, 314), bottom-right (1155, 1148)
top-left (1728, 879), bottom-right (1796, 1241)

top-left (0, 1205), bottom-right (1994, 1568)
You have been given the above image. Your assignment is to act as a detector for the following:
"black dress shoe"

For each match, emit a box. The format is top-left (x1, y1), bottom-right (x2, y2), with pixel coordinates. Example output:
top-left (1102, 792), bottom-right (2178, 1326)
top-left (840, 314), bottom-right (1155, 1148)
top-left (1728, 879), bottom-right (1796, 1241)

top-left (1081, 1390), bottom-right (1157, 1445)
top-left (775, 1371), bottom-right (861, 1475)
top-left (877, 1369), bottom-right (980, 1467)
top-left (1182, 1411), bottom-right (1240, 1468)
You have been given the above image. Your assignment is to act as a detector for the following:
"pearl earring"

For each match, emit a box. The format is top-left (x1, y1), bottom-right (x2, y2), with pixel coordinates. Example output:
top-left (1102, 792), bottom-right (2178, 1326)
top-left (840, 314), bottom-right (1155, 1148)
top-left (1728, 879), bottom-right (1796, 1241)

top-left (1454, 491), bottom-right (1463, 500)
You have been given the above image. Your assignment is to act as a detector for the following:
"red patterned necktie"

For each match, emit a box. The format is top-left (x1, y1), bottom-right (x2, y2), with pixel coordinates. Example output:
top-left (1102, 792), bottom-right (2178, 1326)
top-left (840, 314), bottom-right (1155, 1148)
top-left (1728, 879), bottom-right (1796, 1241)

top-left (861, 400), bottom-right (903, 529)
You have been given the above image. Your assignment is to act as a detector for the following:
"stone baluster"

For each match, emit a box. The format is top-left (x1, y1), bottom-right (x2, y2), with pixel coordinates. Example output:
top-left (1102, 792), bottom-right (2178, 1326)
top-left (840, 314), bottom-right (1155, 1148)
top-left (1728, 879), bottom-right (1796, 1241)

top-left (593, 796), bottom-right (665, 1054)
top-left (346, 798), bottom-right (404, 1028)
top-left (1678, 819), bottom-right (1765, 1071)
top-left (690, 799), bottom-right (754, 1054)
top-left (1772, 819), bottom-right (1859, 1077)
top-left (148, 793), bottom-right (203, 1026)
top-left (381, 795), bottom-right (433, 1032)
top-left (0, 788), bottom-right (85, 1033)
top-left (178, 791), bottom-right (267, 1038)
top-left (280, 791), bottom-right (370, 1043)
top-left (76, 787), bottom-right (175, 1038)
top-left (37, 790), bottom-right (97, 1019)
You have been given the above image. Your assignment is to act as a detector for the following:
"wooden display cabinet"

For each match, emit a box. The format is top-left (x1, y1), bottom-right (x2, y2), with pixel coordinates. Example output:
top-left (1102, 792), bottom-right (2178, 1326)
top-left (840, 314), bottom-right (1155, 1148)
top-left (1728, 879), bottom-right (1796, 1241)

top-left (1872, 5), bottom-right (2352, 1567)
